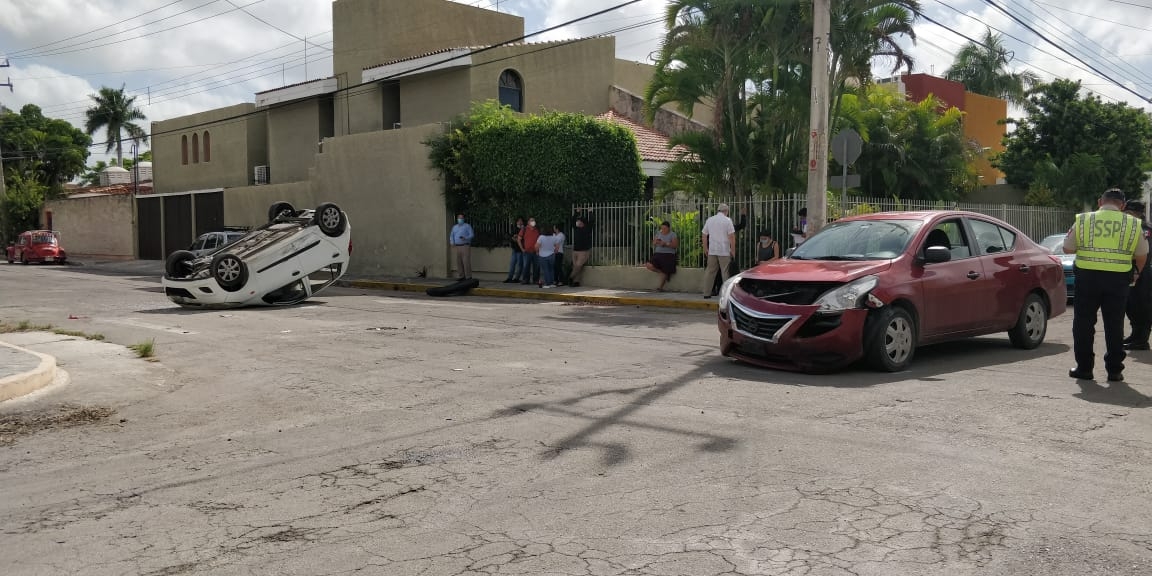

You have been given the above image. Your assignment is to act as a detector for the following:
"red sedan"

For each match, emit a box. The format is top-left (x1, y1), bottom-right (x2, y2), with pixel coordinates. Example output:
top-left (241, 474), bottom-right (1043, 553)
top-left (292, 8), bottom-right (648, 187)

top-left (718, 211), bottom-right (1067, 372)
top-left (6, 230), bottom-right (68, 265)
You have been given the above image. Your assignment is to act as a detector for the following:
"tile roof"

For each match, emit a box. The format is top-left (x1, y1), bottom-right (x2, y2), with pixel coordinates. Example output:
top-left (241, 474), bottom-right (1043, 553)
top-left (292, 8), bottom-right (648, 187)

top-left (363, 38), bottom-right (601, 70)
top-left (595, 110), bottom-right (695, 163)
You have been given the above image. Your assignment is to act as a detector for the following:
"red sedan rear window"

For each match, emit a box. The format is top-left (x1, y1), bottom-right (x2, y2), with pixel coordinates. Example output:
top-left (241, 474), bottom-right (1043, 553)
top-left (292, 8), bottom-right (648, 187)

top-left (31, 234), bottom-right (57, 244)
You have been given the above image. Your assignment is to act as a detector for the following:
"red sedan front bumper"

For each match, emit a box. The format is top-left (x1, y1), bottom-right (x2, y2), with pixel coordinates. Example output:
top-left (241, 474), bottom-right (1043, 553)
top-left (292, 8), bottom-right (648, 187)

top-left (718, 291), bottom-right (870, 372)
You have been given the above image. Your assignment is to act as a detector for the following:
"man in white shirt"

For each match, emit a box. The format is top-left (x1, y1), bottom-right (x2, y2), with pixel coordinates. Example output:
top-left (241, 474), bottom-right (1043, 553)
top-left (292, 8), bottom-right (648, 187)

top-left (701, 204), bottom-right (736, 298)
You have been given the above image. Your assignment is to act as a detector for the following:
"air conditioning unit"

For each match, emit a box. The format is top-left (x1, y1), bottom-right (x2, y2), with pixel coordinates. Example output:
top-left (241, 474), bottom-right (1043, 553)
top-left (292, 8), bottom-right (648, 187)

top-left (254, 165), bottom-right (270, 185)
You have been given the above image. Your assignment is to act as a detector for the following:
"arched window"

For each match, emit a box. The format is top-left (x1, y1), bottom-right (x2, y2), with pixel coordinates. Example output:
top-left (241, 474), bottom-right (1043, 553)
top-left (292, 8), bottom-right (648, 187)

top-left (181, 135), bottom-right (189, 165)
top-left (203, 131), bottom-right (211, 163)
top-left (498, 69), bottom-right (523, 112)
top-left (192, 133), bottom-right (199, 163)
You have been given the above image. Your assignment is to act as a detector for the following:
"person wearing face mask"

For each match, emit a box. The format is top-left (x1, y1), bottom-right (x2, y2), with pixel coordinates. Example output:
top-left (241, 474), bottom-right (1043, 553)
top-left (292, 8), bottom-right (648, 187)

top-left (450, 213), bottom-right (475, 280)
top-left (520, 217), bottom-right (541, 285)
top-left (505, 216), bottom-right (526, 283)
top-left (755, 229), bottom-right (780, 265)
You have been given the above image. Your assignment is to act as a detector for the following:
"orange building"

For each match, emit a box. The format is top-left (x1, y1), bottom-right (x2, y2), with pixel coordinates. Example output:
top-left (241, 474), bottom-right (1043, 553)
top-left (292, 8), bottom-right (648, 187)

top-left (877, 73), bottom-right (1008, 185)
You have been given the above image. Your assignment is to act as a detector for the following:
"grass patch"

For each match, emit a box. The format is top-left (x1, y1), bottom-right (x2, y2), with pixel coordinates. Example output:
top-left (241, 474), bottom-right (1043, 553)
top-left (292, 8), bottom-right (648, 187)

top-left (0, 320), bottom-right (53, 333)
top-left (128, 339), bottom-right (156, 359)
top-left (51, 329), bottom-right (106, 341)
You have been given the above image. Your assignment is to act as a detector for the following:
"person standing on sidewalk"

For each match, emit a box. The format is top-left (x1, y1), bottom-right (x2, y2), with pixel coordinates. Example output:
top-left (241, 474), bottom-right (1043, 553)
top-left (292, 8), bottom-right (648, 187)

top-left (701, 204), bottom-right (736, 299)
top-left (1064, 188), bottom-right (1148, 382)
top-left (1123, 200), bottom-right (1152, 350)
top-left (569, 210), bottom-right (594, 287)
top-left (450, 213), bottom-right (474, 280)
top-left (553, 223), bottom-right (567, 286)
top-left (520, 217), bottom-right (541, 285)
top-left (536, 226), bottom-right (561, 288)
top-left (504, 217), bottom-right (526, 283)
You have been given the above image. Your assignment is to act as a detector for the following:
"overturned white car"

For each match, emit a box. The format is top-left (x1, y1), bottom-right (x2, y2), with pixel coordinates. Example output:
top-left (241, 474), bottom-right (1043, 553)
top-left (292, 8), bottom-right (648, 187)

top-left (162, 201), bottom-right (351, 308)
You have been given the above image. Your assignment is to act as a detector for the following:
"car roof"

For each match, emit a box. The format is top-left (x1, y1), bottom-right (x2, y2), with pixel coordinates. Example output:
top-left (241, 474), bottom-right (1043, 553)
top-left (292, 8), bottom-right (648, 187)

top-left (840, 210), bottom-right (1018, 223)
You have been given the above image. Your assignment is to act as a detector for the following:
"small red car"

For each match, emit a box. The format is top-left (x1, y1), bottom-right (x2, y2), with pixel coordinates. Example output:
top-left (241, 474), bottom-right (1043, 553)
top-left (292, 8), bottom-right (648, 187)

top-left (718, 211), bottom-right (1067, 373)
top-left (6, 230), bottom-right (67, 265)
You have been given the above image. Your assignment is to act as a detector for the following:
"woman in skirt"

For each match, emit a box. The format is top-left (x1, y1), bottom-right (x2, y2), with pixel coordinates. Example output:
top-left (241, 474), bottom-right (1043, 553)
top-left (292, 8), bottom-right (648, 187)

top-left (645, 221), bottom-right (679, 292)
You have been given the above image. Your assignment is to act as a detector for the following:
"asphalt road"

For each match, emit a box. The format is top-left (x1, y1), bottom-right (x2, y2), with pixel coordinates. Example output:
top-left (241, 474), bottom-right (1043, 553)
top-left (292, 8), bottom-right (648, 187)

top-left (1, 263), bottom-right (1151, 576)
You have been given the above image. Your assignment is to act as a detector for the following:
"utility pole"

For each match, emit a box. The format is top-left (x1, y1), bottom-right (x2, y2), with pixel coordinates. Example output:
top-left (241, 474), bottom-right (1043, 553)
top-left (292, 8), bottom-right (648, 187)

top-left (0, 65), bottom-right (12, 238)
top-left (805, 0), bottom-right (831, 235)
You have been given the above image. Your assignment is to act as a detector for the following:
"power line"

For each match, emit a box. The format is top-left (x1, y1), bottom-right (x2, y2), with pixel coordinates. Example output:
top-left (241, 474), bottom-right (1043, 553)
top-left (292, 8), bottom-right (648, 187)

top-left (4, 0), bottom-right (650, 156)
top-left (978, 0), bottom-right (1151, 102)
top-left (222, 0), bottom-right (331, 52)
top-left (1035, 2), bottom-right (1152, 33)
top-left (1, 0), bottom-right (188, 57)
top-left (1021, 0), bottom-right (1152, 90)
top-left (7, 0), bottom-right (266, 60)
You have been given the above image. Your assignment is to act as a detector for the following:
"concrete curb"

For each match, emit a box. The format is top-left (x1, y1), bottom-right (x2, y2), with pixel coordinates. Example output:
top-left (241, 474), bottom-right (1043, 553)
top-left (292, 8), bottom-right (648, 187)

top-left (340, 280), bottom-right (718, 311)
top-left (0, 341), bottom-right (58, 403)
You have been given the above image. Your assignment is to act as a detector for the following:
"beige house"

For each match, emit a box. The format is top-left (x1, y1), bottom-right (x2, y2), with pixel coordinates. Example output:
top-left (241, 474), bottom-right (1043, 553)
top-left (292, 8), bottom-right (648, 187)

top-left (147, 0), bottom-right (709, 280)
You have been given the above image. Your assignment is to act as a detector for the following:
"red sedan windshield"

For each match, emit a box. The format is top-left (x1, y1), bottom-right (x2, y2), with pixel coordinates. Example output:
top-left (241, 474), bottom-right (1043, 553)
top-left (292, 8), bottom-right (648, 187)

top-left (790, 219), bottom-right (923, 261)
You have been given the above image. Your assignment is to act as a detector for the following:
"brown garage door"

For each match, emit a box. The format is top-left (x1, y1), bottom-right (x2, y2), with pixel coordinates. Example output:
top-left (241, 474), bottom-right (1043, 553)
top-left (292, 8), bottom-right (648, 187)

top-left (194, 192), bottom-right (224, 236)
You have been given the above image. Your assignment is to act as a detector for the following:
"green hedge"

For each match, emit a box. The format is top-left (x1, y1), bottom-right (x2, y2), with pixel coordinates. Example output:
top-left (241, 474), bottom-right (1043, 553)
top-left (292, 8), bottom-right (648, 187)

top-left (426, 101), bottom-right (645, 247)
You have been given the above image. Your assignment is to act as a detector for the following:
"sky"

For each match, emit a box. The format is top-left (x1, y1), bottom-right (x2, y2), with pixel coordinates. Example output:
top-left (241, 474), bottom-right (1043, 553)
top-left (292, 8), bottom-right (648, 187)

top-left (1, 0), bottom-right (1151, 168)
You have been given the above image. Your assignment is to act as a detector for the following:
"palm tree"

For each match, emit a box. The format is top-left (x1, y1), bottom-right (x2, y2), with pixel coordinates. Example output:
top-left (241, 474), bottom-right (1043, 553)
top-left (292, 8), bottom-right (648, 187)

top-left (830, 0), bottom-right (921, 126)
top-left (944, 28), bottom-right (1039, 105)
top-left (84, 85), bottom-right (148, 167)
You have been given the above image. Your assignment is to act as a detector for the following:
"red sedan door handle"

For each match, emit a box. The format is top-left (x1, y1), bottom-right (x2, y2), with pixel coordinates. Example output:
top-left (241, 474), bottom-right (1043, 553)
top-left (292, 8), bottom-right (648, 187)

top-left (967, 271), bottom-right (981, 280)
top-left (1019, 264), bottom-right (1030, 273)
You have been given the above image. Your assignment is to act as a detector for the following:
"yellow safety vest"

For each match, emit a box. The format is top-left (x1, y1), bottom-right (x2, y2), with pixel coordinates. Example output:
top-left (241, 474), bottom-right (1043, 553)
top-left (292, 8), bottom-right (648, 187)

top-left (1074, 209), bottom-right (1141, 272)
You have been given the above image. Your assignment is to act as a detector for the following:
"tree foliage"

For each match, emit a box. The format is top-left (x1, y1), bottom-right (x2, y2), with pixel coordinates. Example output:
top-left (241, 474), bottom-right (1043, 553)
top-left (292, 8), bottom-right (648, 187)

top-left (645, 0), bottom-right (921, 198)
top-left (836, 86), bottom-right (975, 200)
top-left (996, 79), bottom-right (1152, 206)
top-left (426, 101), bottom-right (645, 245)
top-left (84, 85), bottom-right (148, 167)
top-left (944, 28), bottom-right (1039, 106)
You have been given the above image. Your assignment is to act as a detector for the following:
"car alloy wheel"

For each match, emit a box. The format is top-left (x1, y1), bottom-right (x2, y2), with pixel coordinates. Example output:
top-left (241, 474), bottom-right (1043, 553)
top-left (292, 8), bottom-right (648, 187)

top-left (211, 252), bottom-right (248, 292)
top-left (320, 206), bottom-right (341, 230)
top-left (216, 257), bottom-right (242, 283)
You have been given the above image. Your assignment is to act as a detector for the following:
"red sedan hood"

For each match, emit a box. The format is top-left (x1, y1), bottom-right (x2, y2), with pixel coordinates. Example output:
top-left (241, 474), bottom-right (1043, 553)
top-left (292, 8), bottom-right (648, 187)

top-left (740, 259), bottom-right (892, 282)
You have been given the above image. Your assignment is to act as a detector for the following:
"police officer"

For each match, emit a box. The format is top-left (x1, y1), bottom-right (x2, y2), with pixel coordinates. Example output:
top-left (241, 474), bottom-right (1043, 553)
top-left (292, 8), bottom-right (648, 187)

top-left (1063, 188), bottom-right (1149, 382)
top-left (1123, 199), bottom-right (1152, 350)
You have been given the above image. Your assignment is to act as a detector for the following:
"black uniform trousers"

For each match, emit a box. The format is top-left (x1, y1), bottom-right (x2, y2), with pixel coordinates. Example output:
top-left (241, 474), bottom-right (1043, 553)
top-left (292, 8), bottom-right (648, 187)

top-left (1126, 271), bottom-right (1152, 345)
top-left (1072, 267), bottom-right (1131, 375)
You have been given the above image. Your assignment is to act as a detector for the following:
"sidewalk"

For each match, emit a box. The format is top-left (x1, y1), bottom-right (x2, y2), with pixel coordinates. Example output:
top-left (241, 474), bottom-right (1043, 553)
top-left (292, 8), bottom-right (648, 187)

top-left (339, 276), bottom-right (719, 311)
top-left (0, 341), bottom-right (58, 402)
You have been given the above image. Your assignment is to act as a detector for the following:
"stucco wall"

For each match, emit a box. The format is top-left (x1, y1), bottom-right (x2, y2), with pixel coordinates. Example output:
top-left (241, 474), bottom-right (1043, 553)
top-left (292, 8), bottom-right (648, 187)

top-left (224, 181), bottom-right (316, 228)
top-left (401, 69), bottom-right (472, 127)
top-left (902, 74), bottom-right (967, 111)
top-left (962, 91), bottom-right (1008, 184)
top-left (267, 99), bottom-right (326, 184)
top-left (609, 86), bottom-right (710, 139)
top-left (332, 0), bottom-right (523, 86)
top-left (311, 125), bottom-right (450, 278)
top-left (152, 103), bottom-right (267, 194)
top-left (612, 59), bottom-right (714, 126)
top-left (471, 38), bottom-right (615, 116)
top-left (338, 81), bottom-right (385, 136)
top-left (43, 195), bottom-right (135, 260)
top-left (465, 247), bottom-right (707, 292)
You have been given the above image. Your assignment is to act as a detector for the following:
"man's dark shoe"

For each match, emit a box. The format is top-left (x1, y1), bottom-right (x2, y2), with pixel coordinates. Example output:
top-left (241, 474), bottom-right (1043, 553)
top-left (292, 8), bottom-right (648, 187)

top-left (1125, 342), bottom-right (1150, 350)
top-left (1108, 372), bottom-right (1124, 382)
top-left (1068, 368), bottom-right (1094, 380)
top-left (503, 277), bottom-right (515, 283)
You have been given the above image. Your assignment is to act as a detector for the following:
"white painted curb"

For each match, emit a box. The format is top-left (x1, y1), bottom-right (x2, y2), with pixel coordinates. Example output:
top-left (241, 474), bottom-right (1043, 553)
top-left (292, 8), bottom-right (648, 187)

top-left (0, 341), bottom-right (58, 402)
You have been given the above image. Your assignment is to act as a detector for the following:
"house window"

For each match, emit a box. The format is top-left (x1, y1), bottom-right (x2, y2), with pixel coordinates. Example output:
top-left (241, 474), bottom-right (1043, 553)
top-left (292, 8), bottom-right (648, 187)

top-left (203, 131), bottom-right (211, 163)
top-left (192, 133), bottom-right (199, 164)
top-left (498, 69), bottom-right (523, 112)
top-left (181, 135), bottom-right (188, 165)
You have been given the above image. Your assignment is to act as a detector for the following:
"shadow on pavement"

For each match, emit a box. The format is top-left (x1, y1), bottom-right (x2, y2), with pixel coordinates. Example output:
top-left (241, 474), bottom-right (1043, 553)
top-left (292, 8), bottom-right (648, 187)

top-left (542, 304), bottom-right (712, 329)
top-left (492, 363), bottom-right (738, 467)
top-left (708, 338), bottom-right (1071, 388)
top-left (1074, 380), bottom-right (1151, 408)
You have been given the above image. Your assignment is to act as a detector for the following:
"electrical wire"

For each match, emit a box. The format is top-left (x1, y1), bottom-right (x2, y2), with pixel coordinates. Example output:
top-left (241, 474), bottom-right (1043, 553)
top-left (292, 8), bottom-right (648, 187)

top-left (222, 0), bottom-right (332, 52)
top-left (1, 0), bottom-right (188, 57)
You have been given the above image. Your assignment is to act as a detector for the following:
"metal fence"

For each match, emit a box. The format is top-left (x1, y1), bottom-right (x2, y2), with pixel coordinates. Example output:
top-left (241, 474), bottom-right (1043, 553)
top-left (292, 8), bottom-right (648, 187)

top-left (571, 194), bottom-right (1076, 270)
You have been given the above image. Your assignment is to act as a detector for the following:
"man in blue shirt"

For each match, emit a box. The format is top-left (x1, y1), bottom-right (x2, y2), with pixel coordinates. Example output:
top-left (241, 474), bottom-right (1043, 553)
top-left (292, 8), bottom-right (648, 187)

top-left (450, 213), bottom-right (475, 280)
